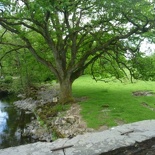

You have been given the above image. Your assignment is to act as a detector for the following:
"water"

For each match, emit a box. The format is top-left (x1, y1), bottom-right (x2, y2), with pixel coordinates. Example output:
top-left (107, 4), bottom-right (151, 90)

top-left (0, 98), bottom-right (35, 149)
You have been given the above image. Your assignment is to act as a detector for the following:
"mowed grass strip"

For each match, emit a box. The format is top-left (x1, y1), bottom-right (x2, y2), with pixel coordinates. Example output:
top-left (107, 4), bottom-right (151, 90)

top-left (73, 75), bottom-right (155, 129)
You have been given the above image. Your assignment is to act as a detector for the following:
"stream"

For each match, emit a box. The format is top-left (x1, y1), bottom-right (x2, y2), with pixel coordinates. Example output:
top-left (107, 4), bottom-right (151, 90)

top-left (0, 97), bottom-right (36, 149)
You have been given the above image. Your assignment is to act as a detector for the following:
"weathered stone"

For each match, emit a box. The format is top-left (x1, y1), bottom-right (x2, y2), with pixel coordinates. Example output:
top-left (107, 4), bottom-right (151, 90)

top-left (17, 94), bottom-right (26, 99)
top-left (1, 120), bottom-right (155, 155)
top-left (13, 98), bottom-right (37, 111)
top-left (65, 116), bottom-right (76, 124)
top-left (31, 135), bottom-right (38, 140)
top-left (49, 104), bottom-right (95, 138)
top-left (132, 90), bottom-right (155, 96)
top-left (37, 108), bottom-right (42, 113)
top-left (22, 130), bottom-right (30, 137)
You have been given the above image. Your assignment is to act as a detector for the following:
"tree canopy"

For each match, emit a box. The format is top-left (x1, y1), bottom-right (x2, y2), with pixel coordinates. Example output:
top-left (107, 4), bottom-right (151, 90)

top-left (0, 0), bottom-right (155, 103)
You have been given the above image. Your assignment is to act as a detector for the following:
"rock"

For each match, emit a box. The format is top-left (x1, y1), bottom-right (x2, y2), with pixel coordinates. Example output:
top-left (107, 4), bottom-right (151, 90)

top-left (65, 116), bottom-right (76, 124)
top-left (13, 98), bottom-right (38, 111)
top-left (21, 119), bottom-right (52, 142)
top-left (37, 108), bottom-right (42, 113)
top-left (52, 97), bottom-right (58, 103)
top-left (50, 104), bottom-right (95, 138)
top-left (17, 94), bottom-right (26, 99)
top-left (132, 90), bottom-right (155, 96)
top-left (22, 130), bottom-right (30, 137)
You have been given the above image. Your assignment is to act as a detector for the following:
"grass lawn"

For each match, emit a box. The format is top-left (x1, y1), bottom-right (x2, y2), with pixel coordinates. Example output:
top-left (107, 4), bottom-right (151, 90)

top-left (72, 75), bottom-right (155, 129)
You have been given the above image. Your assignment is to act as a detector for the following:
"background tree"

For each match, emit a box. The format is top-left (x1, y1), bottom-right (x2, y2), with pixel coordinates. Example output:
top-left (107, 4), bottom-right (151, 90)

top-left (130, 53), bottom-right (155, 81)
top-left (0, 0), bottom-right (155, 103)
top-left (0, 30), bottom-right (55, 94)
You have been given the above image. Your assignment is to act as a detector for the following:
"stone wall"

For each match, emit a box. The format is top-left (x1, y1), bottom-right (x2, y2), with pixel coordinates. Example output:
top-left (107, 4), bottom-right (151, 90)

top-left (1, 120), bottom-right (155, 155)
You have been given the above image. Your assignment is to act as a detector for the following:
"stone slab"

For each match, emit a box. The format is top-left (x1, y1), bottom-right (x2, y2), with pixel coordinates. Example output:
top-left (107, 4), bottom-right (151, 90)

top-left (1, 120), bottom-right (155, 155)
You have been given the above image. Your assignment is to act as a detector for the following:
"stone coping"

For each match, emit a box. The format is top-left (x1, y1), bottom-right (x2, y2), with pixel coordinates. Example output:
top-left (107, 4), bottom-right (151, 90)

top-left (1, 120), bottom-right (155, 155)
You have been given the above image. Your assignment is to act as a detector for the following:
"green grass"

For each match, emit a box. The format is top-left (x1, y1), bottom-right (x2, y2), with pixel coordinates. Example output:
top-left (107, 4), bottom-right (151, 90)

top-left (72, 75), bottom-right (155, 129)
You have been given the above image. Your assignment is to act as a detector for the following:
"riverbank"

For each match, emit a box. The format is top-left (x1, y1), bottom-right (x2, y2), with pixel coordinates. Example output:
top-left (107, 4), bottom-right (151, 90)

top-left (1, 120), bottom-right (155, 155)
top-left (13, 84), bottom-right (95, 142)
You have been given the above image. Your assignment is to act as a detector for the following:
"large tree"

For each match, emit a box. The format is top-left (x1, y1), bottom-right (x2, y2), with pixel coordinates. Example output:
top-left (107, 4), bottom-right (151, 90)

top-left (0, 0), bottom-right (155, 103)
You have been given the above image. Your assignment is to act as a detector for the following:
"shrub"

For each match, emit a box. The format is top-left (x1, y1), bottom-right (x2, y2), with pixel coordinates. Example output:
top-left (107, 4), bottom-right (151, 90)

top-left (4, 76), bottom-right (13, 83)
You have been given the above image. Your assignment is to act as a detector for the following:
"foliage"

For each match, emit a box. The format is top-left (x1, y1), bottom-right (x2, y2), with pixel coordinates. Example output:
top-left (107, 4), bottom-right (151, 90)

top-left (85, 52), bottom-right (126, 81)
top-left (0, 0), bottom-right (155, 103)
top-left (3, 76), bottom-right (13, 83)
top-left (0, 40), bottom-right (56, 95)
top-left (130, 54), bottom-right (155, 81)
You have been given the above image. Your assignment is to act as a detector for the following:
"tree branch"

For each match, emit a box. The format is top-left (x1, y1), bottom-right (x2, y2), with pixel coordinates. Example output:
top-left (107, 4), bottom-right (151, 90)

top-left (0, 47), bottom-right (23, 62)
top-left (21, 36), bottom-right (59, 78)
top-left (0, 29), bottom-right (7, 42)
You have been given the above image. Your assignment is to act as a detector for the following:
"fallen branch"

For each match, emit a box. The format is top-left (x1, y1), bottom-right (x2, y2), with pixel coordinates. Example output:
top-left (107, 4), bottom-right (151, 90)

top-left (121, 130), bottom-right (134, 135)
top-left (51, 145), bottom-right (74, 152)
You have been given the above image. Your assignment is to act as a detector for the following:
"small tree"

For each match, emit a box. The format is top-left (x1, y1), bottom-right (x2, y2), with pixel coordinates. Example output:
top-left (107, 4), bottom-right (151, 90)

top-left (0, 0), bottom-right (155, 103)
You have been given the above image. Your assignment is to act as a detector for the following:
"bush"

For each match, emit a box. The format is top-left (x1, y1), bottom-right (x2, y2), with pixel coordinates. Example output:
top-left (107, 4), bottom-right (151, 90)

top-left (4, 76), bottom-right (13, 83)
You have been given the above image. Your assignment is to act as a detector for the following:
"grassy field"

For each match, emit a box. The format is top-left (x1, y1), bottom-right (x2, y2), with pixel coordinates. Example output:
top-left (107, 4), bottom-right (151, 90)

top-left (72, 75), bottom-right (155, 129)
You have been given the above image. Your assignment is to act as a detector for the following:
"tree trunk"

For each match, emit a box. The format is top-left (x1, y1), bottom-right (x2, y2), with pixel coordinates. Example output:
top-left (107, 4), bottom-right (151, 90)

top-left (59, 78), bottom-right (74, 104)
